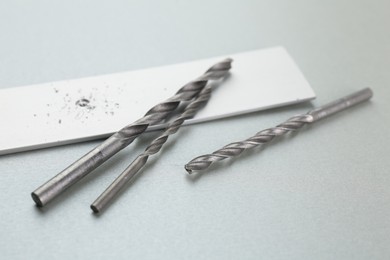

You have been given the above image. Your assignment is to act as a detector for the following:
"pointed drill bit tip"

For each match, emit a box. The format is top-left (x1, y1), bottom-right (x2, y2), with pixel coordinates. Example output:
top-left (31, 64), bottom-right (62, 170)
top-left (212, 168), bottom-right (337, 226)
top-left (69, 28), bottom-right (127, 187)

top-left (185, 162), bottom-right (206, 174)
top-left (185, 166), bottom-right (193, 174)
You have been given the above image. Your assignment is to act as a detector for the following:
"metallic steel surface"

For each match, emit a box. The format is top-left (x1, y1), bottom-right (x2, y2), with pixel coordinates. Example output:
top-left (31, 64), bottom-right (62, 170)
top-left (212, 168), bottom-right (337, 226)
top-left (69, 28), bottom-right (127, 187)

top-left (31, 58), bottom-right (233, 207)
top-left (185, 88), bottom-right (373, 173)
top-left (91, 83), bottom-right (216, 213)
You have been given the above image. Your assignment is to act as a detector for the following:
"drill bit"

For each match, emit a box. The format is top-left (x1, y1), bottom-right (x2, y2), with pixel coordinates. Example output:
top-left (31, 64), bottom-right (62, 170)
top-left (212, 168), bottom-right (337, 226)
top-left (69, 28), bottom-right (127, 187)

top-left (31, 58), bottom-right (233, 207)
top-left (185, 88), bottom-right (373, 173)
top-left (91, 83), bottom-right (216, 213)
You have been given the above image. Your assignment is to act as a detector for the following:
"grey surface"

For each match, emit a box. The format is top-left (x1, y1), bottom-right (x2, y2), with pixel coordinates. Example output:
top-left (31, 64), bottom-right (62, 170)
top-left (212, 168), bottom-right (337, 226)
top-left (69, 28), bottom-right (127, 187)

top-left (0, 0), bottom-right (389, 259)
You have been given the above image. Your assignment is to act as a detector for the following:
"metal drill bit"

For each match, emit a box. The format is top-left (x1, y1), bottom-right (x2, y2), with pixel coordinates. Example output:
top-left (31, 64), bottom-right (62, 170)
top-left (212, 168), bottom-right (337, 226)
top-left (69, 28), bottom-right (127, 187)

top-left (31, 58), bottom-right (232, 207)
top-left (185, 88), bottom-right (373, 173)
top-left (91, 83), bottom-right (216, 213)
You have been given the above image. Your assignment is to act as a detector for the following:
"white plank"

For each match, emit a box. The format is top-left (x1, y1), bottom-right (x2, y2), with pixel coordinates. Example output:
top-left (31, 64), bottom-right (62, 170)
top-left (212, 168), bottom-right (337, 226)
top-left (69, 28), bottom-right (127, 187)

top-left (0, 46), bottom-right (315, 154)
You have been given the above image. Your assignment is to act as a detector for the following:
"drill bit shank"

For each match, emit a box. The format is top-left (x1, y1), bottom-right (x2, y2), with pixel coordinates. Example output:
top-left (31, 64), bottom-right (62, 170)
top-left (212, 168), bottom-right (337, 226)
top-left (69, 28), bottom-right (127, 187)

top-left (32, 58), bottom-right (232, 207)
top-left (185, 88), bottom-right (373, 173)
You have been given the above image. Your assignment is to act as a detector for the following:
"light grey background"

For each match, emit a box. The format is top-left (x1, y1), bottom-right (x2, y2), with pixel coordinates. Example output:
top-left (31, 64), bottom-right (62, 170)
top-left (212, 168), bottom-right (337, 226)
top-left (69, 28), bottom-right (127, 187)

top-left (0, 1), bottom-right (389, 259)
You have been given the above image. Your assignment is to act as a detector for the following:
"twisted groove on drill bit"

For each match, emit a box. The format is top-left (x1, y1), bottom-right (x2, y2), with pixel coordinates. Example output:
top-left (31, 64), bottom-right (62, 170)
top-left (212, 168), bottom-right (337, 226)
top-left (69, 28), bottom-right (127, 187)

top-left (185, 88), bottom-right (373, 173)
top-left (185, 115), bottom-right (313, 172)
top-left (106, 58), bottom-right (233, 146)
top-left (31, 58), bottom-right (232, 207)
top-left (91, 85), bottom-right (215, 213)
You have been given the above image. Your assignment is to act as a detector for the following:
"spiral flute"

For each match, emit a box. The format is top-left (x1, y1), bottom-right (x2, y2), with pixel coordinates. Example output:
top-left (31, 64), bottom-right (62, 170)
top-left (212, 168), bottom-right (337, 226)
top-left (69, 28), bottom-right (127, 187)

top-left (185, 88), bottom-right (373, 173)
top-left (31, 58), bottom-right (232, 207)
top-left (91, 83), bottom-right (216, 213)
